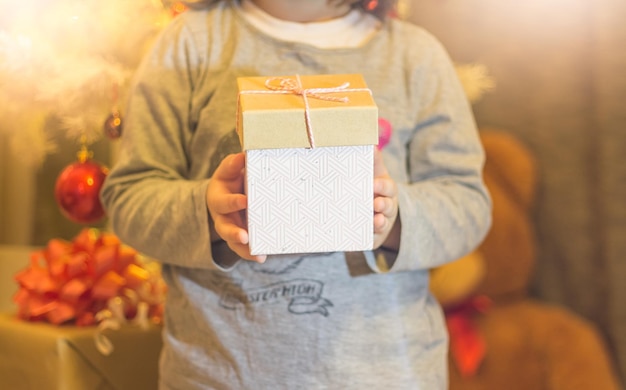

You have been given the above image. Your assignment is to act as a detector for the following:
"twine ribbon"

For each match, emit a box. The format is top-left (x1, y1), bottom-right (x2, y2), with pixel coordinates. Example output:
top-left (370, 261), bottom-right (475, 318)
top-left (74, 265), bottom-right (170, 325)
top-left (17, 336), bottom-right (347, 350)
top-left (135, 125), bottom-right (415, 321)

top-left (94, 294), bottom-right (153, 356)
top-left (238, 75), bottom-right (371, 148)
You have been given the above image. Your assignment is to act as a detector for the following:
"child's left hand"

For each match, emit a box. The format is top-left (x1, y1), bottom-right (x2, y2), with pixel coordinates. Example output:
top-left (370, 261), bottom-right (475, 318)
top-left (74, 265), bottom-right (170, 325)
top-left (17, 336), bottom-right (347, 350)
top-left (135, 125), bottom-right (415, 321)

top-left (373, 149), bottom-right (400, 250)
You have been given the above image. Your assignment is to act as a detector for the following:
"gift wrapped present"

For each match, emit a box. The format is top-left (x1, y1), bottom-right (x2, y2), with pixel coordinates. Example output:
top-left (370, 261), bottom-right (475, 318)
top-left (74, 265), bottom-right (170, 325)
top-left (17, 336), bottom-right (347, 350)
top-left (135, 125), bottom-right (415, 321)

top-left (0, 313), bottom-right (162, 390)
top-left (237, 74), bottom-right (379, 255)
top-left (0, 228), bottom-right (166, 389)
top-left (12, 228), bottom-right (165, 327)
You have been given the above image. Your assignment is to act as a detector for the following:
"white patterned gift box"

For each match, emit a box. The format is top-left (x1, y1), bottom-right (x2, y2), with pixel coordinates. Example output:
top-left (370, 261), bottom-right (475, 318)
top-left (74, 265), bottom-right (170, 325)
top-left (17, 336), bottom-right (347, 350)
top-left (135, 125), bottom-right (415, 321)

top-left (236, 74), bottom-right (379, 255)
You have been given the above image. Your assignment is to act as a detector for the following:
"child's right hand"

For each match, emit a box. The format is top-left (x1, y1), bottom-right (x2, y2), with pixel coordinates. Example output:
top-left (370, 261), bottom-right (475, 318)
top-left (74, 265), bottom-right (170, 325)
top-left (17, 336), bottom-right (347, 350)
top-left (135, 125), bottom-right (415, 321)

top-left (206, 153), bottom-right (267, 263)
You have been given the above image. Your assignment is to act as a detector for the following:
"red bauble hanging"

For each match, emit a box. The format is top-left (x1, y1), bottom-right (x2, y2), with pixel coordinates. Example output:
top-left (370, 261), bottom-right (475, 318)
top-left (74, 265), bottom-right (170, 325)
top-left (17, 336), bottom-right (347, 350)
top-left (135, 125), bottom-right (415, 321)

top-left (55, 147), bottom-right (109, 224)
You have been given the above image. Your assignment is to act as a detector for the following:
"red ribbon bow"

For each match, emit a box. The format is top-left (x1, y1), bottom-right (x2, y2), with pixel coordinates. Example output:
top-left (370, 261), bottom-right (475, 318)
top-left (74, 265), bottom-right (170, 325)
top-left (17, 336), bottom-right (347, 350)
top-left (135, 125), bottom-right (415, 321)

top-left (13, 228), bottom-right (165, 327)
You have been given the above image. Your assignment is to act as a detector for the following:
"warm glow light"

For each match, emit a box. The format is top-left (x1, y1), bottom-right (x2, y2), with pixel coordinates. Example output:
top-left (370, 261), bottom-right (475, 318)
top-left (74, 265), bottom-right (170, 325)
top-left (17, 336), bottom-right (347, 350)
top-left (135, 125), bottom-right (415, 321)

top-left (0, 0), bottom-right (176, 166)
top-left (15, 35), bottom-right (33, 49)
top-left (173, 2), bottom-right (187, 13)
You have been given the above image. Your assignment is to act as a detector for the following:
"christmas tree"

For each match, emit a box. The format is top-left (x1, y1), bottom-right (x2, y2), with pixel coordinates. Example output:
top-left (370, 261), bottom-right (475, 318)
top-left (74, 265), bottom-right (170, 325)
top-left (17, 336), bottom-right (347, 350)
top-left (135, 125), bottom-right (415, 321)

top-left (0, 0), bottom-right (188, 240)
top-left (0, 0), bottom-right (185, 166)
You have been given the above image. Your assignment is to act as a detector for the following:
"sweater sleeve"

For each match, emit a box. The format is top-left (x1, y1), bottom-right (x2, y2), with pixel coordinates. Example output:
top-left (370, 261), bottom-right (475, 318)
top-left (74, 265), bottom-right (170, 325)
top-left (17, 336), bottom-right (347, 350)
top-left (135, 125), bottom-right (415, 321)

top-left (371, 33), bottom-right (492, 273)
top-left (100, 15), bottom-right (239, 270)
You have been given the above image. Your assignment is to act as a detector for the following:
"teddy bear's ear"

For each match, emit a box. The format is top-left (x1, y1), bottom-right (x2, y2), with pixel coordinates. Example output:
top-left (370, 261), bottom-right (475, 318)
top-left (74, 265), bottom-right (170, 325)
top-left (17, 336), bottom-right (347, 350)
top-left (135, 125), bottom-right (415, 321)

top-left (480, 129), bottom-right (538, 211)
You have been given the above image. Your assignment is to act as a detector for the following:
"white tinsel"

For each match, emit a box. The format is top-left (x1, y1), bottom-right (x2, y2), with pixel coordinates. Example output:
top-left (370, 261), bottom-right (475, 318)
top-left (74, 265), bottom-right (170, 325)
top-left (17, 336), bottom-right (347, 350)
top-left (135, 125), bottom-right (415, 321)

top-left (0, 0), bottom-right (172, 166)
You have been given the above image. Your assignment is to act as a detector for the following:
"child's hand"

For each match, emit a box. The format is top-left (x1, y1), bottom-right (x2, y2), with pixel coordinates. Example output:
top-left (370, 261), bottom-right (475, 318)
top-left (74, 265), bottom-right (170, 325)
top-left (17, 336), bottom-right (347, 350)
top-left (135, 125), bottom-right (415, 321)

top-left (206, 153), bottom-right (267, 263)
top-left (373, 149), bottom-right (400, 250)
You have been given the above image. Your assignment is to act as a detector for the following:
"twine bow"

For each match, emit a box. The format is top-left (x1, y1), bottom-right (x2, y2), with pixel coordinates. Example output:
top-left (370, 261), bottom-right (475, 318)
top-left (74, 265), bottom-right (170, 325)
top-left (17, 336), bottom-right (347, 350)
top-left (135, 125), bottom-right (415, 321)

top-left (238, 75), bottom-right (371, 148)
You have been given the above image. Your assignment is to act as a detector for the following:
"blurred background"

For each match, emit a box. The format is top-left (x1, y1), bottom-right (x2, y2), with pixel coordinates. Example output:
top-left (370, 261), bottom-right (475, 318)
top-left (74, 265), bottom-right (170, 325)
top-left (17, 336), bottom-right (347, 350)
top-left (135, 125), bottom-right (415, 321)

top-left (408, 0), bottom-right (626, 384)
top-left (1, 0), bottom-right (624, 385)
top-left (408, 0), bottom-right (625, 385)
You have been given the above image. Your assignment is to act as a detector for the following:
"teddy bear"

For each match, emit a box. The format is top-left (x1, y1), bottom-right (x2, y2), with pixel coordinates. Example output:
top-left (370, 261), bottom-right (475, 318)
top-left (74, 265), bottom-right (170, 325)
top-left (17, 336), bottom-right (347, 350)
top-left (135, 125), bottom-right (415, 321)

top-left (430, 129), bottom-right (622, 390)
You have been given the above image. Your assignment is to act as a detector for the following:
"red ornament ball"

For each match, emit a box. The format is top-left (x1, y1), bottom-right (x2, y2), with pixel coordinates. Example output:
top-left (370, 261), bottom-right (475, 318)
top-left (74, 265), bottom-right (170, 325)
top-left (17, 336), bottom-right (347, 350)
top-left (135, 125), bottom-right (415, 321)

top-left (55, 159), bottom-right (109, 224)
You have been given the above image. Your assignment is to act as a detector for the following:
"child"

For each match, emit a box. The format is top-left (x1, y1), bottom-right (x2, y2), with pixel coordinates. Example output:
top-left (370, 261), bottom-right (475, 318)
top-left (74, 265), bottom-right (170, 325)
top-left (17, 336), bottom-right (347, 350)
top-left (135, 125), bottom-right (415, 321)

top-left (101, 0), bottom-right (492, 388)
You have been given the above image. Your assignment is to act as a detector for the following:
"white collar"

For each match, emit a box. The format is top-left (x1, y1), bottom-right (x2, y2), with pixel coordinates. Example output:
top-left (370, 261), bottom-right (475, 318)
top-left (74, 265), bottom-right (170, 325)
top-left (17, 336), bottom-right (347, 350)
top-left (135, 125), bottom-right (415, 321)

top-left (238, 0), bottom-right (381, 49)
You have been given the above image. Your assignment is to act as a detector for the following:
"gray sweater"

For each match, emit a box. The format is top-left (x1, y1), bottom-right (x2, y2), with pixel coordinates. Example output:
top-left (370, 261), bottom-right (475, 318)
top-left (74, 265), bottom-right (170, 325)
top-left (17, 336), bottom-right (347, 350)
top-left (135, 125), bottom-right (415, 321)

top-left (101, 2), bottom-right (491, 389)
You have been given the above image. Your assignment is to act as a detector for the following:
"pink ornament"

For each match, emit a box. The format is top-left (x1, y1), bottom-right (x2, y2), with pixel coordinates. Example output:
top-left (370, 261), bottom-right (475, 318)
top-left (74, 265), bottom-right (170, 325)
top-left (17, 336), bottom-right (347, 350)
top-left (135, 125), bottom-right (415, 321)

top-left (378, 118), bottom-right (393, 150)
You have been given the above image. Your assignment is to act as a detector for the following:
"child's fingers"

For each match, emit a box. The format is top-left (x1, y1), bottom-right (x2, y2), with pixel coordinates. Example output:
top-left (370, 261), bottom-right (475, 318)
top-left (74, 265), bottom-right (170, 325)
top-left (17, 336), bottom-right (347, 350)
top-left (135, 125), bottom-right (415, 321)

top-left (212, 213), bottom-right (246, 242)
top-left (373, 213), bottom-right (389, 233)
top-left (374, 196), bottom-right (395, 217)
top-left (373, 149), bottom-right (389, 178)
top-left (224, 232), bottom-right (267, 263)
top-left (214, 153), bottom-right (245, 180)
top-left (211, 193), bottom-right (247, 215)
top-left (228, 241), bottom-right (267, 263)
top-left (374, 177), bottom-right (396, 198)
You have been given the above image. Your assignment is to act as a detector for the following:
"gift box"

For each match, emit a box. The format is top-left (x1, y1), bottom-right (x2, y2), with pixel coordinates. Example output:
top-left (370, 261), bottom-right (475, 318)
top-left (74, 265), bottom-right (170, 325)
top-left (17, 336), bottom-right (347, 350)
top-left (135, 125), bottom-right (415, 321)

top-left (0, 231), bottom-right (165, 389)
top-left (0, 313), bottom-right (162, 390)
top-left (236, 74), bottom-right (379, 255)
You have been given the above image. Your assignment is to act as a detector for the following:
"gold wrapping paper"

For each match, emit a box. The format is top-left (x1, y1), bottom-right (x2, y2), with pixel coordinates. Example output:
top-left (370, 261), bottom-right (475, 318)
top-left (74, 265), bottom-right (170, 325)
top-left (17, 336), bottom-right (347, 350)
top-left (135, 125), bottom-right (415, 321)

top-left (0, 313), bottom-right (162, 390)
top-left (237, 73), bottom-right (378, 150)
